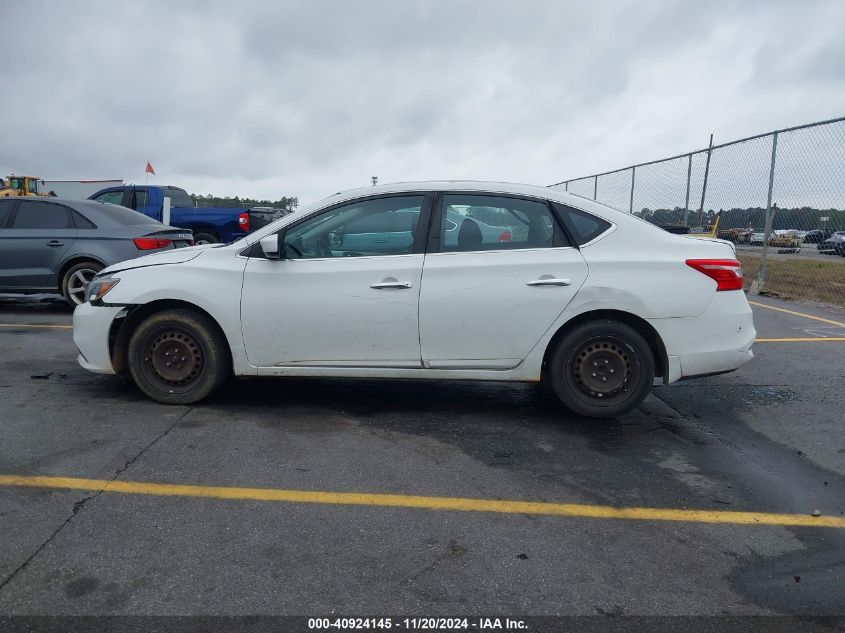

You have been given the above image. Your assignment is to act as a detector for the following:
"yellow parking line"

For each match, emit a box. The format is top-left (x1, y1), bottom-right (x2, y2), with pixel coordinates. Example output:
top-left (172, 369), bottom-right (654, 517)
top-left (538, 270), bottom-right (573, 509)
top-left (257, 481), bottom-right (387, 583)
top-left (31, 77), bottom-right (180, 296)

top-left (755, 337), bottom-right (845, 342)
top-left (749, 301), bottom-right (845, 327)
top-left (1, 475), bottom-right (842, 528)
top-left (0, 323), bottom-right (72, 330)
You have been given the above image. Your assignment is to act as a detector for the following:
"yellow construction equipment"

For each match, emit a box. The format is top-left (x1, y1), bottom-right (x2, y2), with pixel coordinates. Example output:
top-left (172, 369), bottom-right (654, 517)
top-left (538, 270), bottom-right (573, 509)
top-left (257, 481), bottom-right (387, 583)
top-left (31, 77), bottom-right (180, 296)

top-left (0, 175), bottom-right (54, 197)
top-left (688, 212), bottom-right (720, 238)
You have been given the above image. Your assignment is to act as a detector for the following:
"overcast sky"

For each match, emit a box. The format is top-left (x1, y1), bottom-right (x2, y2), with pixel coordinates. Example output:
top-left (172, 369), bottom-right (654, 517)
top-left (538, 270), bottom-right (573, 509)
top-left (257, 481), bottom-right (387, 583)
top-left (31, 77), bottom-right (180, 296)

top-left (2, 0), bottom-right (844, 205)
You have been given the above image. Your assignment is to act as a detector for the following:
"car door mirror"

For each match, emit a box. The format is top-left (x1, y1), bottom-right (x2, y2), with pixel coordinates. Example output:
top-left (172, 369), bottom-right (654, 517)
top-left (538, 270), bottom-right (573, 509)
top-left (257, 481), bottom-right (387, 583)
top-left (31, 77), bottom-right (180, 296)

top-left (260, 233), bottom-right (283, 259)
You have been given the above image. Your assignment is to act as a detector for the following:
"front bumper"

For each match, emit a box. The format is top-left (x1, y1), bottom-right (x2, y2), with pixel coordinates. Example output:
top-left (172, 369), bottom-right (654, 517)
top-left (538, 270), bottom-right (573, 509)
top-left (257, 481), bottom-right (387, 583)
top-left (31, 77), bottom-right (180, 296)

top-left (73, 302), bottom-right (126, 374)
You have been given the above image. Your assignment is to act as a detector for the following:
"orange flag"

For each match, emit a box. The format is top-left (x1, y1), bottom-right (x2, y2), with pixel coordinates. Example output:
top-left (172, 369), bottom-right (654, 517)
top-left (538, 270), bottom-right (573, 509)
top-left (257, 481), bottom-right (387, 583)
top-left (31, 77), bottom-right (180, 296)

top-left (145, 162), bottom-right (155, 175)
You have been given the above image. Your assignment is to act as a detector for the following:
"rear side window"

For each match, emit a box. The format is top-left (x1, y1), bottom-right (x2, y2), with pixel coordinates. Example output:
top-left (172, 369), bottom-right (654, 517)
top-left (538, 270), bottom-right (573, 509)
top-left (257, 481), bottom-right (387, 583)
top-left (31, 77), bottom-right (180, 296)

top-left (439, 194), bottom-right (569, 252)
top-left (0, 199), bottom-right (14, 227)
top-left (554, 203), bottom-right (612, 245)
top-left (161, 187), bottom-right (194, 207)
top-left (11, 201), bottom-right (72, 229)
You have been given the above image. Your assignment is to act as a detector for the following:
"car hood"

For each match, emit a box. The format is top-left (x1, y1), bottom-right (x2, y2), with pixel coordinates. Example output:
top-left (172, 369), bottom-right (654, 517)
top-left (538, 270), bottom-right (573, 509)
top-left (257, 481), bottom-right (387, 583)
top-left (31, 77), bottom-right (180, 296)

top-left (102, 244), bottom-right (215, 275)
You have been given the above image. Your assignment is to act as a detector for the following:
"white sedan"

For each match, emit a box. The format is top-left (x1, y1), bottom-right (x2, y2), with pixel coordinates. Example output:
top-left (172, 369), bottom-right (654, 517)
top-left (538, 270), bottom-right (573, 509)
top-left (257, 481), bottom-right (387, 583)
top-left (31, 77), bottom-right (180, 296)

top-left (74, 181), bottom-right (755, 418)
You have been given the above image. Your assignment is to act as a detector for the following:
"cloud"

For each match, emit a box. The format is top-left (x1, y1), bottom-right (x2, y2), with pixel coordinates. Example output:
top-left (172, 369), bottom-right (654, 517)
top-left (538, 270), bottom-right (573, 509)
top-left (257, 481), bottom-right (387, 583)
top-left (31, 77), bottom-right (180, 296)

top-left (1, 0), bottom-right (843, 205)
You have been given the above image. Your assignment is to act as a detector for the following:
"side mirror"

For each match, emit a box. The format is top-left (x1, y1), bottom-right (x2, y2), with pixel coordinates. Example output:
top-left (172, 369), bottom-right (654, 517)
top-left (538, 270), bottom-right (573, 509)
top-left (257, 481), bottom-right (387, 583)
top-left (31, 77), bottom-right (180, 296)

top-left (260, 233), bottom-right (283, 259)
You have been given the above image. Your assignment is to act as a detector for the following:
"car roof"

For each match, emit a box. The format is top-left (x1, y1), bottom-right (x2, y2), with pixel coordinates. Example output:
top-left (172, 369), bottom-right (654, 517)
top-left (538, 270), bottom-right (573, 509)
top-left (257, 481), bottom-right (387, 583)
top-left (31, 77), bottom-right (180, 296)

top-left (333, 180), bottom-right (570, 199)
top-left (312, 180), bottom-right (631, 223)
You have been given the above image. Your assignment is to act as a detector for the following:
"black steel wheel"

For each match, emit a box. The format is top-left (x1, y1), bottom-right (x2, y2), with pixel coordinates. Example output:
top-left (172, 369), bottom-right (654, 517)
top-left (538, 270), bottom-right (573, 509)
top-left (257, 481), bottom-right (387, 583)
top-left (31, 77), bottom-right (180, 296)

top-left (127, 309), bottom-right (230, 404)
top-left (546, 320), bottom-right (655, 418)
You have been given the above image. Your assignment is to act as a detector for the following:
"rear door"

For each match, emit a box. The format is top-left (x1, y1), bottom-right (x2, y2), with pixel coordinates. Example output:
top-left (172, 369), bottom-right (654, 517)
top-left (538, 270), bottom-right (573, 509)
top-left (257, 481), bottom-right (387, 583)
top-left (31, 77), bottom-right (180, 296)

top-left (418, 193), bottom-right (589, 369)
top-left (0, 200), bottom-right (77, 290)
top-left (124, 186), bottom-right (163, 222)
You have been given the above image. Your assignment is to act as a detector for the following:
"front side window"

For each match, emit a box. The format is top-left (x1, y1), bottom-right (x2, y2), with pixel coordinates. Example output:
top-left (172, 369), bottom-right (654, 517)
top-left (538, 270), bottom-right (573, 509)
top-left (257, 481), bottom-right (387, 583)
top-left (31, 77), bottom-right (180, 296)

top-left (283, 196), bottom-right (424, 259)
top-left (11, 201), bottom-right (72, 229)
top-left (93, 190), bottom-right (125, 206)
top-left (439, 194), bottom-right (568, 252)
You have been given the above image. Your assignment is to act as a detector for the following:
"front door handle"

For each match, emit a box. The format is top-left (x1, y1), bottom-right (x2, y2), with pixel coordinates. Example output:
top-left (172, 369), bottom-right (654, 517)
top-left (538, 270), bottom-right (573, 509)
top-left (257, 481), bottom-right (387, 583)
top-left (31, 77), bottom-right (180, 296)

top-left (370, 281), bottom-right (412, 289)
top-left (526, 278), bottom-right (571, 287)
top-left (46, 240), bottom-right (64, 248)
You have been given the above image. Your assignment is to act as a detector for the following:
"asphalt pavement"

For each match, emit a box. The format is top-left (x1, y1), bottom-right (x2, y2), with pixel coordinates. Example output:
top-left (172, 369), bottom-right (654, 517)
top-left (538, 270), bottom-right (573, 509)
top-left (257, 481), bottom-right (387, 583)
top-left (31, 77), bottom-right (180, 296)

top-left (0, 293), bottom-right (843, 618)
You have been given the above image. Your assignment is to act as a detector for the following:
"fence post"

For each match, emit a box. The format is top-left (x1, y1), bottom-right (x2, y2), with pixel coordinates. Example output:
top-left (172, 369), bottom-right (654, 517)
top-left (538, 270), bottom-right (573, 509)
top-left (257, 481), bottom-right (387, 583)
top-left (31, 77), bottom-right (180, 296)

top-left (593, 176), bottom-right (598, 200)
top-left (564, 181), bottom-right (569, 191)
top-left (758, 132), bottom-right (779, 293)
top-left (684, 153), bottom-right (692, 226)
top-left (629, 166), bottom-right (636, 214)
top-left (697, 134), bottom-right (714, 228)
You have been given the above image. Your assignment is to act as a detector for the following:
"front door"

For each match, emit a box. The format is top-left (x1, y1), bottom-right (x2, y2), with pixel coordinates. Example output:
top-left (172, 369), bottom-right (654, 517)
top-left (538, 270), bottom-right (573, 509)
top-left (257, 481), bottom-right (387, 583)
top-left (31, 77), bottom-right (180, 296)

top-left (419, 193), bottom-right (589, 369)
top-left (240, 194), bottom-right (431, 368)
top-left (0, 200), bottom-right (77, 290)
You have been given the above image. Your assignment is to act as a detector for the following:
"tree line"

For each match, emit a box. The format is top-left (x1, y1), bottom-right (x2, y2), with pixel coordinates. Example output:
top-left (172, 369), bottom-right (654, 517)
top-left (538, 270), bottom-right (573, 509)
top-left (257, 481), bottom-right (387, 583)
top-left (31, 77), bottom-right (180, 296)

top-left (189, 193), bottom-right (299, 211)
top-left (635, 206), bottom-right (845, 230)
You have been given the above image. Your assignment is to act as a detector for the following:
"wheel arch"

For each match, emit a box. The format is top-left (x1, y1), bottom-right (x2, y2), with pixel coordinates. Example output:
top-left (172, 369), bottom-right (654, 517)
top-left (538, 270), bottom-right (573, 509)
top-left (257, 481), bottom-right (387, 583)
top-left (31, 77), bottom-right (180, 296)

top-left (109, 298), bottom-right (232, 373)
top-left (56, 255), bottom-right (107, 293)
top-left (541, 309), bottom-right (667, 379)
top-left (187, 225), bottom-right (220, 240)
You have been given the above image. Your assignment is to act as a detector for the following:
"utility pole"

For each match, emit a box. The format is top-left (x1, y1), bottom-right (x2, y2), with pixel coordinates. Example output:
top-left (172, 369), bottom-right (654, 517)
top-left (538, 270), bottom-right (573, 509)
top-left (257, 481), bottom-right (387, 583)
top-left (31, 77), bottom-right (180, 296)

top-left (371, 176), bottom-right (378, 186)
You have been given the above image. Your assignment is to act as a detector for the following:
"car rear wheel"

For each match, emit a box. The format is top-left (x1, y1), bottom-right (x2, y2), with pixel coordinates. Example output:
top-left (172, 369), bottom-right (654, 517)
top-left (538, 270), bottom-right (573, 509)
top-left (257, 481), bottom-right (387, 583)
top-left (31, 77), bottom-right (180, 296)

top-left (61, 261), bottom-right (103, 307)
top-left (127, 309), bottom-right (231, 404)
top-left (192, 232), bottom-right (219, 245)
top-left (546, 320), bottom-right (655, 419)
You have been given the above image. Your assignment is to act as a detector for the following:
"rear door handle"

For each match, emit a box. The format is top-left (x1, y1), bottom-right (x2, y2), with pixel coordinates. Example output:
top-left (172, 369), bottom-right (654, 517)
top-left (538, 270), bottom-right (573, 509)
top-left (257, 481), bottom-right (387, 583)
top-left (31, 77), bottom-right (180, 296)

top-left (526, 278), bottom-right (571, 287)
top-left (370, 281), bottom-right (412, 289)
top-left (46, 240), bottom-right (64, 247)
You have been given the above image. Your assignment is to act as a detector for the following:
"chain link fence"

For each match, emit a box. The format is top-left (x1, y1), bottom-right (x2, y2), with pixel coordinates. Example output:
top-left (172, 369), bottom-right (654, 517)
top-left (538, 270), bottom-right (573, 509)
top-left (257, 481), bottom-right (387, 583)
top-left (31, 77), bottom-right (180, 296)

top-left (550, 116), bottom-right (845, 307)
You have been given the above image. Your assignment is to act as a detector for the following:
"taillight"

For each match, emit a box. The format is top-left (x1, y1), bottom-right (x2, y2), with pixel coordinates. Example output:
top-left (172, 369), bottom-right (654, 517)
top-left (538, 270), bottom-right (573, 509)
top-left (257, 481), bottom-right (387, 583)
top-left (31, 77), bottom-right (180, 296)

top-left (133, 237), bottom-right (173, 250)
top-left (239, 212), bottom-right (250, 232)
top-left (686, 259), bottom-right (744, 291)
top-left (498, 230), bottom-right (512, 242)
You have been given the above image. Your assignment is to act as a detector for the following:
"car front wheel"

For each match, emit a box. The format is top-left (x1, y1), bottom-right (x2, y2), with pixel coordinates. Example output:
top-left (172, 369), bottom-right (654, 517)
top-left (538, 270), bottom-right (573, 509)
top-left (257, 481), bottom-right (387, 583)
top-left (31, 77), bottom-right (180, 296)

top-left (127, 309), bottom-right (231, 404)
top-left (546, 320), bottom-right (655, 419)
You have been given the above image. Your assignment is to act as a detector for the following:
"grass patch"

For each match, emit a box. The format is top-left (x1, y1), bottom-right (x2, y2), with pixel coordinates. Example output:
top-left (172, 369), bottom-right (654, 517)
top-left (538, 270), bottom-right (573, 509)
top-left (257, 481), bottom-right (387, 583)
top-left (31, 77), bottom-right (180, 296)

top-left (738, 254), bottom-right (845, 307)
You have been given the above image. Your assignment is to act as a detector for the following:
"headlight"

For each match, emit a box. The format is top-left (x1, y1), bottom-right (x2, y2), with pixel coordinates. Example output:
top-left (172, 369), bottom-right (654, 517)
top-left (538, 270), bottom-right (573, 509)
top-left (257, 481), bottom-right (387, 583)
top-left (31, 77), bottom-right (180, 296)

top-left (85, 275), bottom-right (121, 303)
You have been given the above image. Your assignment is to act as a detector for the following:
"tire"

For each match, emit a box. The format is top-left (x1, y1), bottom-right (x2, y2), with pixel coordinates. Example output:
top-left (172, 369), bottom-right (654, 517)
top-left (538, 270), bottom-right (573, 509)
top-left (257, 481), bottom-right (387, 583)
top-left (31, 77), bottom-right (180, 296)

top-left (192, 232), bottom-right (219, 245)
top-left (127, 309), bottom-right (231, 404)
top-left (61, 260), bottom-right (103, 307)
top-left (545, 320), bottom-right (655, 419)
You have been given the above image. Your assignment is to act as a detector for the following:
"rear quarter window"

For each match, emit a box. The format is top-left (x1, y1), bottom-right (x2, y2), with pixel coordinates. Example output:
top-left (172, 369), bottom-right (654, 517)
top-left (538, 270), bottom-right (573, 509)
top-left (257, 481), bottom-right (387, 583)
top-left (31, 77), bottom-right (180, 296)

top-left (72, 210), bottom-right (97, 229)
top-left (554, 203), bottom-right (612, 245)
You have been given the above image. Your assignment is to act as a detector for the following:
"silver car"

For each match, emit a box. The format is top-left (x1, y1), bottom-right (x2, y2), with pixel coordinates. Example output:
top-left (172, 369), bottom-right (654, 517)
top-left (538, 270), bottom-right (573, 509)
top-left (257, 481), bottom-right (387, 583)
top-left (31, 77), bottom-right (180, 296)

top-left (0, 197), bottom-right (193, 306)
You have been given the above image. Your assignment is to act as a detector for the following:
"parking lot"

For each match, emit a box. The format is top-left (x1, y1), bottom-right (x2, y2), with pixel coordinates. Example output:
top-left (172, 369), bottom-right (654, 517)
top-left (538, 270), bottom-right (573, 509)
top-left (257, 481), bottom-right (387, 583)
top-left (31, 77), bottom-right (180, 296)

top-left (735, 243), bottom-right (845, 263)
top-left (0, 293), bottom-right (843, 617)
